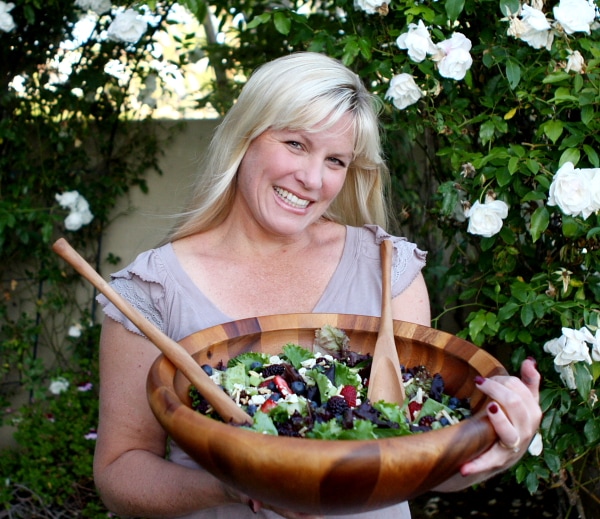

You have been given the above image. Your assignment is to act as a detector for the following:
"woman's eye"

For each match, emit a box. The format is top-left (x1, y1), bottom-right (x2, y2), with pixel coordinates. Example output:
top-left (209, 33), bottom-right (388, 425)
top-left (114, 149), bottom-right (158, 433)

top-left (328, 157), bottom-right (346, 168)
top-left (287, 141), bottom-right (302, 149)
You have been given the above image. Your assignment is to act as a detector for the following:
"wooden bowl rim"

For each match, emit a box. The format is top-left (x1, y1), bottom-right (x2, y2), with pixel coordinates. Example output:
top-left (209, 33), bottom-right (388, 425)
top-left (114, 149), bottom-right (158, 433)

top-left (149, 313), bottom-right (507, 448)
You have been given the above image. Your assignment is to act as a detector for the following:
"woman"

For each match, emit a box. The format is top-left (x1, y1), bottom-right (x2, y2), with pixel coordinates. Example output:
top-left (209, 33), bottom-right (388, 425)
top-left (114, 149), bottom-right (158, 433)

top-left (94, 52), bottom-right (541, 519)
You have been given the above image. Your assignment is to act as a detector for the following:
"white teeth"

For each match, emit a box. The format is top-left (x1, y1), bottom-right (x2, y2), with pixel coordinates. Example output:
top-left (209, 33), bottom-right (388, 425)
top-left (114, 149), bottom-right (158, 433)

top-left (274, 187), bottom-right (310, 208)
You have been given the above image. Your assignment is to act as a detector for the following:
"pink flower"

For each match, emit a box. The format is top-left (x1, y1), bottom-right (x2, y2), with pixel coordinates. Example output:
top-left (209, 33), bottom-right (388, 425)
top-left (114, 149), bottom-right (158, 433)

top-left (84, 429), bottom-right (98, 440)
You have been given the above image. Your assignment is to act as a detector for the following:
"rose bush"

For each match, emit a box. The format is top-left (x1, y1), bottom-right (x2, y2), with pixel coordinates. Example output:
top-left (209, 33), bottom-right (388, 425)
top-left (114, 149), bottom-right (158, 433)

top-left (0, 0), bottom-right (208, 515)
top-left (195, 0), bottom-right (600, 514)
top-left (2, 0), bottom-right (600, 516)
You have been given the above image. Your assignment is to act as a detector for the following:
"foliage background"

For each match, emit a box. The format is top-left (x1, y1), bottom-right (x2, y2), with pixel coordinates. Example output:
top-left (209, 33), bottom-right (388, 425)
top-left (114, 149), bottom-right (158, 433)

top-left (1, 0), bottom-right (599, 517)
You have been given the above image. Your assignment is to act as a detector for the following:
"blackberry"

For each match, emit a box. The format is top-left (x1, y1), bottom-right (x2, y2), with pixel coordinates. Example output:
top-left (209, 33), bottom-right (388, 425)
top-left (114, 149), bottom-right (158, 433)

top-left (262, 364), bottom-right (286, 378)
top-left (419, 415), bottom-right (435, 428)
top-left (326, 395), bottom-right (349, 416)
top-left (276, 422), bottom-right (302, 437)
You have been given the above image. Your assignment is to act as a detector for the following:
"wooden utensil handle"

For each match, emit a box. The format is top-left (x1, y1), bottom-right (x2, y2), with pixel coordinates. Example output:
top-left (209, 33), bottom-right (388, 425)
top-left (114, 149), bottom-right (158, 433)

top-left (379, 239), bottom-right (393, 338)
top-left (52, 238), bottom-right (251, 425)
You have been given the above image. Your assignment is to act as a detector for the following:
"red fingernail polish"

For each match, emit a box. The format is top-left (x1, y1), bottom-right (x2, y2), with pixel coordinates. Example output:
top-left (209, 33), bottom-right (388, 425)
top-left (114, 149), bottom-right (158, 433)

top-left (488, 403), bottom-right (498, 414)
top-left (475, 376), bottom-right (485, 385)
top-left (527, 356), bottom-right (537, 367)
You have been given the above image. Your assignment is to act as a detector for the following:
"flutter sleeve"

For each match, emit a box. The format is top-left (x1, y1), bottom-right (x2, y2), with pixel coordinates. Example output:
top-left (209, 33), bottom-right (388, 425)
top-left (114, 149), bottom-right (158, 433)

top-left (363, 224), bottom-right (427, 298)
top-left (96, 248), bottom-right (168, 337)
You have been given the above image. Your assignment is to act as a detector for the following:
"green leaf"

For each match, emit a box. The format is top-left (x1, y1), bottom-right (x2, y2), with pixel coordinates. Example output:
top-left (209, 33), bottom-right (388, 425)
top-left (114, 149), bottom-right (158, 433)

top-left (581, 105), bottom-right (595, 126)
top-left (499, 0), bottom-right (521, 16)
top-left (497, 301), bottom-right (519, 321)
top-left (530, 206), bottom-right (549, 242)
top-left (562, 215), bottom-right (581, 237)
top-left (559, 148), bottom-right (580, 167)
top-left (246, 12), bottom-right (271, 29)
top-left (574, 363), bottom-right (592, 401)
top-left (273, 12), bottom-right (291, 35)
top-left (445, 0), bottom-right (465, 20)
top-left (543, 72), bottom-right (570, 84)
top-left (479, 120), bottom-right (495, 145)
top-left (583, 144), bottom-right (600, 167)
top-left (506, 60), bottom-right (521, 89)
top-left (584, 419), bottom-right (600, 444)
top-left (542, 120), bottom-right (563, 144)
top-left (520, 304), bottom-right (534, 326)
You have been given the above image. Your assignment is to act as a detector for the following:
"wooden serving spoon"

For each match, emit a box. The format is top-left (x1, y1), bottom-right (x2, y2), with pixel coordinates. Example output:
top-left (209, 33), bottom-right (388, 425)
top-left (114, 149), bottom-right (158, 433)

top-left (367, 239), bottom-right (406, 406)
top-left (52, 238), bottom-right (252, 426)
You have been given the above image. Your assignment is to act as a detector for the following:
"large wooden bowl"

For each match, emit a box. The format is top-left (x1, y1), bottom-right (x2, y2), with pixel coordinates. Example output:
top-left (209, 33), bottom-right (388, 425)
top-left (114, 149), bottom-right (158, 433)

top-left (147, 313), bottom-right (507, 515)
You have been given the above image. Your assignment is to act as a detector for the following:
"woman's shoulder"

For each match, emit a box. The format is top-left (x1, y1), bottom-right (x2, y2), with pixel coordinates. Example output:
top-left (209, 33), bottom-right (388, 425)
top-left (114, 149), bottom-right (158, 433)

top-left (109, 243), bottom-right (174, 284)
top-left (351, 224), bottom-right (427, 295)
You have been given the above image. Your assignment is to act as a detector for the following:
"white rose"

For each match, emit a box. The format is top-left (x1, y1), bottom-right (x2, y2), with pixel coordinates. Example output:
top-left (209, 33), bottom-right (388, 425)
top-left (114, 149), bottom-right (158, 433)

top-left (565, 50), bottom-right (586, 73)
top-left (107, 9), bottom-right (148, 43)
top-left (55, 190), bottom-right (81, 210)
top-left (554, 327), bottom-right (594, 365)
top-left (466, 199), bottom-right (509, 237)
top-left (528, 432), bottom-right (543, 456)
top-left (56, 191), bottom-right (94, 230)
top-left (517, 5), bottom-right (554, 49)
top-left (385, 73), bottom-right (423, 110)
top-left (434, 33), bottom-right (473, 80)
top-left (547, 162), bottom-right (593, 218)
top-left (68, 325), bottom-right (83, 338)
top-left (555, 363), bottom-right (577, 389)
top-left (521, 4), bottom-right (551, 31)
top-left (396, 20), bottom-right (438, 63)
top-left (353, 0), bottom-right (387, 14)
top-left (592, 330), bottom-right (600, 362)
top-left (0, 1), bottom-right (15, 33)
top-left (543, 335), bottom-right (566, 357)
top-left (580, 167), bottom-right (600, 214)
top-left (553, 0), bottom-right (596, 34)
top-left (75, 0), bottom-right (112, 15)
top-left (49, 377), bottom-right (70, 395)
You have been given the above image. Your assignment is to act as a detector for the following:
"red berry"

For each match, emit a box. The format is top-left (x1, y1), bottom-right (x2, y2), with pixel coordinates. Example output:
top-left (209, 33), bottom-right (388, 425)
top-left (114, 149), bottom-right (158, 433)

top-left (408, 401), bottom-right (423, 421)
top-left (340, 385), bottom-right (357, 407)
top-left (260, 398), bottom-right (278, 413)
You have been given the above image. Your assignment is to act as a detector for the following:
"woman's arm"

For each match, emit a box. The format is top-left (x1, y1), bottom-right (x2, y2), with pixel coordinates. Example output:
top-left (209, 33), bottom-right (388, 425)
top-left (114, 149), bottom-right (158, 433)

top-left (391, 272), bottom-right (431, 326)
top-left (93, 317), bottom-right (251, 517)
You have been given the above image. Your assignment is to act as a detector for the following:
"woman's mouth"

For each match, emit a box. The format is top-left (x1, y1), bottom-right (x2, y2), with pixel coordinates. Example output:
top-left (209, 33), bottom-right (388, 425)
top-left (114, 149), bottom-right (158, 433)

top-left (273, 187), bottom-right (310, 209)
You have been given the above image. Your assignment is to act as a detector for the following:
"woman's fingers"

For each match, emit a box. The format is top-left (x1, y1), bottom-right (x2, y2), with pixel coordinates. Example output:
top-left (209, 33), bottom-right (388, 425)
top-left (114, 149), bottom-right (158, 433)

top-left (461, 358), bottom-right (542, 477)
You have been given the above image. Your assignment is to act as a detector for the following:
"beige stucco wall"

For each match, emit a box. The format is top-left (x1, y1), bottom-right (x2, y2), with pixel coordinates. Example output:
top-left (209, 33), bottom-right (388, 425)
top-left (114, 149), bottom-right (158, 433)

top-left (0, 119), bottom-right (219, 450)
top-left (99, 118), bottom-right (219, 276)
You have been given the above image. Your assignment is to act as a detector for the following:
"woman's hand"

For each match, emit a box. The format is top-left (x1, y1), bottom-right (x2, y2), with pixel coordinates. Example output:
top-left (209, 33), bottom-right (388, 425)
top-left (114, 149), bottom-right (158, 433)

top-left (459, 357), bottom-right (542, 477)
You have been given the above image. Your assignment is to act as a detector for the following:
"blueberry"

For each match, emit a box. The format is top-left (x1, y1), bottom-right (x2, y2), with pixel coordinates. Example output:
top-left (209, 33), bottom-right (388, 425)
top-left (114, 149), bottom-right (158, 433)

top-left (247, 404), bottom-right (257, 416)
top-left (448, 397), bottom-right (460, 409)
top-left (250, 361), bottom-right (262, 371)
top-left (201, 364), bottom-right (213, 376)
top-left (439, 417), bottom-right (450, 426)
top-left (270, 392), bottom-right (282, 401)
top-left (291, 380), bottom-right (307, 395)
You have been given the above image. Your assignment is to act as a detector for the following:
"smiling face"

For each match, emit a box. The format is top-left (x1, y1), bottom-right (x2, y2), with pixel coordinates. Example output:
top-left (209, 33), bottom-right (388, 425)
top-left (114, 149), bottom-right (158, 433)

top-left (232, 114), bottom-right (355, 238)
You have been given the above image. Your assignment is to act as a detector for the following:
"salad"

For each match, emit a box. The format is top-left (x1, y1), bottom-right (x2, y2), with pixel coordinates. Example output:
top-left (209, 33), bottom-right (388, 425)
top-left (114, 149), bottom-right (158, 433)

top-left (189, 325), bottom-right (471, 440)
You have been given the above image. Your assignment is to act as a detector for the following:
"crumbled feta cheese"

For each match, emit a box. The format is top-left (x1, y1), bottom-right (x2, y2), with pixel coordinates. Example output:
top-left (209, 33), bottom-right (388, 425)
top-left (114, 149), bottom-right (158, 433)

top-left (251, 394), bottom-right (267, 405)
top-left (269, 355), bottom-right (283, 364)
top-left (414, 387), bottom-right (425, 404)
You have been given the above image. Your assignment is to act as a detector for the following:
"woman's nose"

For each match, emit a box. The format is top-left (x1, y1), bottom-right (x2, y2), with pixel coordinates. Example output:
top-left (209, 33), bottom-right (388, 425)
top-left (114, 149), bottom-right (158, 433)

top-left (295, 159), bottom-right (323, 190)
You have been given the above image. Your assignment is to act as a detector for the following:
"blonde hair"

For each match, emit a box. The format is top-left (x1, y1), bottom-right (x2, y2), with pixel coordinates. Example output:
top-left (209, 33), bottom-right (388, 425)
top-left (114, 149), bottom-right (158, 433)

top-left (167, 52), bottom-right (391, 242)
